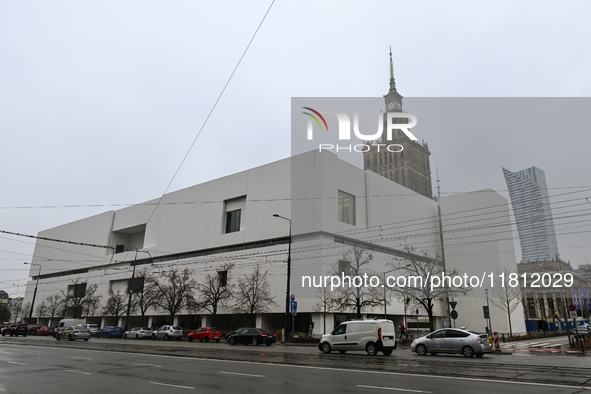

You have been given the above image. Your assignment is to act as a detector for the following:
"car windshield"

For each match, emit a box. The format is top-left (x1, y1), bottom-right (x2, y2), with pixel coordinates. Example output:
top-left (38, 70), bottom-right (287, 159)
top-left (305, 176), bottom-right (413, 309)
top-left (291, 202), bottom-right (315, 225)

top-left (142, 327), bottom-right (151, 331)
top-left (210, 328), bottom-right (219, 332)
top-left (172, 326), bottom-right (181, 330)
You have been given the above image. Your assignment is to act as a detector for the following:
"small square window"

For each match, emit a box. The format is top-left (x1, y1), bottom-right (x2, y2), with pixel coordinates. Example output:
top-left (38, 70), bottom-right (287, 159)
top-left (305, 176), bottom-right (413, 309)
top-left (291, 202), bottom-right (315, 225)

top-left (225, 210), bottom-right (241, 233)
top-left (218, 270), bottom-right (228, 287)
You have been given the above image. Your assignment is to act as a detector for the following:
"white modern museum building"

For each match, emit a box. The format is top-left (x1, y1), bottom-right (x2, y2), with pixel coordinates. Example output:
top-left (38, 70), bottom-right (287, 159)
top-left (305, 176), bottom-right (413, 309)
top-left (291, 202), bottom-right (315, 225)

top-left (23, 150), bottom-right (525, 336)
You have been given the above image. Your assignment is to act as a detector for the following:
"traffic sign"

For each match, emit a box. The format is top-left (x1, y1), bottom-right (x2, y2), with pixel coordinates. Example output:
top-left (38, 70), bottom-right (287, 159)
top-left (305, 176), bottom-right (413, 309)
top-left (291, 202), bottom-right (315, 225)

top-left (450, 310), bottom-right (458, 320)
top-left (483, 306), bottom-right (490, 319)
top-left (569, 304), bottom-right (576, 312)
top-left (570, 311), bottom-right (577, 319)
top-left (449, 301), bottom-right (457, 310)
top-left (290, 300), bottom-right (297, 316)
top-left (416, 309), bottom-right (419, 315)
top-left (290, 294), bottom-right (295, 301)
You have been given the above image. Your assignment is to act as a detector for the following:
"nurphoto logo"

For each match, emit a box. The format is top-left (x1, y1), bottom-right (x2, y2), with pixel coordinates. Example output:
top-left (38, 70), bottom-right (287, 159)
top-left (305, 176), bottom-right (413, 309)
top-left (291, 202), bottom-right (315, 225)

top-left (302, 107), bottom-right (419, 153)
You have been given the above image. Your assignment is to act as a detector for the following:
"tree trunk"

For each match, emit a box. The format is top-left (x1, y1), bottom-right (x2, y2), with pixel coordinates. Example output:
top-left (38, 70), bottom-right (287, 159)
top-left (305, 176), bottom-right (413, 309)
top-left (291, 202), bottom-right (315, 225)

top-left (356, 298), bottom-right (361, 319)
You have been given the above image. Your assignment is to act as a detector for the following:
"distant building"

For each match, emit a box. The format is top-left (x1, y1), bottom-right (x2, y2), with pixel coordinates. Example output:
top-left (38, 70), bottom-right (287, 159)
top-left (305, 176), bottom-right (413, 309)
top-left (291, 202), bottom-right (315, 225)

top-left (363, 49), bottom-right (432, 199)
top-left (503, 166), bottom-right (559, 262)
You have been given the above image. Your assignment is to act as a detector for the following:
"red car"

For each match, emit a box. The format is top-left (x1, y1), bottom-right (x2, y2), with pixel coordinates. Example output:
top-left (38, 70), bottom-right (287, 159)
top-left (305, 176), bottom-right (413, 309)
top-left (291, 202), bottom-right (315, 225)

top-left (188, 327), bottom-right (221, 343)
top-left (37, 326), bottom-right (55, 336)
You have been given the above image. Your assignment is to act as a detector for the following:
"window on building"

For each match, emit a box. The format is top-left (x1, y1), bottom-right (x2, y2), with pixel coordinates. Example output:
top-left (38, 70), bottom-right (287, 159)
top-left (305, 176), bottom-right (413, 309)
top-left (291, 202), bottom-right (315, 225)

top-left (127, 277), bottom-right (145, 294)
top-left (218, 270), bottom-right (228, 287)
top-left (68, 283), bottom-right (87, 298)
top-left (225, 210), bottom-right (241, 233)
top-left (223, 196), bottom-right (246, 234)
top-left (338, 259), bottom-right (350, 275)
top-left (338, 190), bottom-right (356, 225)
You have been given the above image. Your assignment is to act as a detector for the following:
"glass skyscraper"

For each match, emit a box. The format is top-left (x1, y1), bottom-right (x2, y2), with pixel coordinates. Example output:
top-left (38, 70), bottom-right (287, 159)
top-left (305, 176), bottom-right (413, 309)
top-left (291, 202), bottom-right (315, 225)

top-left (502, 166), bottom-right (559, 262)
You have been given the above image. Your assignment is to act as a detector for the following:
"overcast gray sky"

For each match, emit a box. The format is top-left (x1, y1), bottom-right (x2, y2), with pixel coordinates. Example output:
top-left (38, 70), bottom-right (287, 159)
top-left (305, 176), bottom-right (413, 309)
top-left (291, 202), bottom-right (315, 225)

top-left (1, 1), bottom-right (591, 297)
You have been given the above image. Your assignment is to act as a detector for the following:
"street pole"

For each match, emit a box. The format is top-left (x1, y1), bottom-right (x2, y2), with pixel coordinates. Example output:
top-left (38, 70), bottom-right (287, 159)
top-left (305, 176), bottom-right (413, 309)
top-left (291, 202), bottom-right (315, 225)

top-left (124, 249), bottom-right (151, 332)
top-left (485, 288), bottom-right (493, 335)
top-left (436, 167), bottom-right (451, 328)
top-left (274, 214), bottom-right (292, 343)
top-left (24, 262), bottom-right (41, 325)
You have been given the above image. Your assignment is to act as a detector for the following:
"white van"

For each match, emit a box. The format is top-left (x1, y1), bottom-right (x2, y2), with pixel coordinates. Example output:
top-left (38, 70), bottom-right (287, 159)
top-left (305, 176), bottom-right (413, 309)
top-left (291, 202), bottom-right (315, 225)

top-left (319, 319), bottom-right (396, 356)
top-left (56, 319), bottom-right (86, 330)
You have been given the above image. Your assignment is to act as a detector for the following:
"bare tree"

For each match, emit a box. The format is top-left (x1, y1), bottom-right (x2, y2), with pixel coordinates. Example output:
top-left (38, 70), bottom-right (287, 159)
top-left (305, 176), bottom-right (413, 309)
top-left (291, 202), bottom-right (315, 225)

top-left (388, 246), bottom-right (469, 332)
top-left (132, 268), bottom-right (160, 326)
top-left (312, 286), bottom-right (336, 335)
top-left (60, 279), bottom-right (102, 319)
top-left (35, 300), bottom-right (47, 323)
top-left (197, 263), bottom-right (235, 326)
top-left (490, 266), bottom-right (521, 337)
top-left (102, 290), bottom-right (131, 324)
top-left (330, 246), bottom-right (385, 319)
top-left (0, 303), bottom-right (10, 322)
top-left (44, 293), bottom-right (64, 326)
top-left (152, 267), bottom-right (198, 324)
top-left (233, 265), bottom-right (277, 327)
top-left (17, 302), bottom-right (31, 323)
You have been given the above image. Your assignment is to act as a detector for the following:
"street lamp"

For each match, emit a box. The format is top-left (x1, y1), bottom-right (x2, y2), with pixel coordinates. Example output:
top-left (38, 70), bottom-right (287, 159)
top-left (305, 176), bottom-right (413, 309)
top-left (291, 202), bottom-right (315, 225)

top-left (24, 262), bottom-right (42, 324)
top-left (124, 249), bottom-right (151, 332)
top-left (273, 213), bottom-right (292, 343)
top-left (383, 268), bottom-right (397, 319)
top-left (485, 288), bottom-right (493, 336)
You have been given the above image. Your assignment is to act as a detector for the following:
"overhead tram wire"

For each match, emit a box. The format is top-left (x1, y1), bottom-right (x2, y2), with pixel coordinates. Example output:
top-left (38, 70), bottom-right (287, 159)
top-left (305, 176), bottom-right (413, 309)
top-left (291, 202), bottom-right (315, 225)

top-left (144, 0), bottom-right (276, 226)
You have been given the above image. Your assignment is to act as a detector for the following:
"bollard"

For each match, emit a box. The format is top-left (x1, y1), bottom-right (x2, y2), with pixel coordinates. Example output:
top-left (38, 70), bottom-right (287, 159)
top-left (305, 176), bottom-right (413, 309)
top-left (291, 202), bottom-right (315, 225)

top-left (493, 332), bottom-right (500, 351)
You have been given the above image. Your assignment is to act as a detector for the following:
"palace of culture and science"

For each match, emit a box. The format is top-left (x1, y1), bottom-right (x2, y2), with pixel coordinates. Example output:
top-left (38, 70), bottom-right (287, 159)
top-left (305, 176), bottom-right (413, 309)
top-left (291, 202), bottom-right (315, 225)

top-left (363, 50), bottom-right (433, 199)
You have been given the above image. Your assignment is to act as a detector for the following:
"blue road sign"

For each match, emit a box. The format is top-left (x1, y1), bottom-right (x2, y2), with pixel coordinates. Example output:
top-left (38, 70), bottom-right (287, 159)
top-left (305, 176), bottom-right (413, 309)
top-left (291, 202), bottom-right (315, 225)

top-left (290, 301), bottom-right (297, 316)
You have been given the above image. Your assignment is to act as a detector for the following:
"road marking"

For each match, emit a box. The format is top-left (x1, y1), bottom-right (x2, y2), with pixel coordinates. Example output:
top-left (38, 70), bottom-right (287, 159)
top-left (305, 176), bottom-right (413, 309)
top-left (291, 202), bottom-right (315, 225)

top-left (220, 371), bottom-right (265, 378)
top-left (133, 363), bottom-right (162, 367)
top-left (357, 385), bottom-right (431, 393)
top-left (71, 356), bottom-right (91, 360)
top-left (64, 369), bottom-right (91, 375)
top-left (7, 362), bottom-right (27, 365)
top-left (6, 343), bottom-right (589, 391)
top-left (150, 382), bottom-right (194, 390)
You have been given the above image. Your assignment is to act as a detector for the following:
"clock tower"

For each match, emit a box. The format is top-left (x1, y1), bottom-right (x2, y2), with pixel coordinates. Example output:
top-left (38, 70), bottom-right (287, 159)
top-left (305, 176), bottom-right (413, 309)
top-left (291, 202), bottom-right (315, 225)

top-left (363, 48), bottom-right (433, 199)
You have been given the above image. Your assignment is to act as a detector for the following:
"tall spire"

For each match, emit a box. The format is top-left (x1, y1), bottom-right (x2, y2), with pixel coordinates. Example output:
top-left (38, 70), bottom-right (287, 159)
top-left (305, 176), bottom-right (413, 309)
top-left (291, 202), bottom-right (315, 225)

top-left (389, 46), bottom-right (396, 92)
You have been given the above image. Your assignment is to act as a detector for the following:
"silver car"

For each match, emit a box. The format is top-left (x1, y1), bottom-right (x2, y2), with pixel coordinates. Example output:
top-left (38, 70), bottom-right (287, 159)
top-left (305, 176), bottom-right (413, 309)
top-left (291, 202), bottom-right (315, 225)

top-left (410, 328), bottom-right (492, 357)
top-left (151, 325), bottom-right (183, 341)
top-left (124, 327), bottom-right (153, 339)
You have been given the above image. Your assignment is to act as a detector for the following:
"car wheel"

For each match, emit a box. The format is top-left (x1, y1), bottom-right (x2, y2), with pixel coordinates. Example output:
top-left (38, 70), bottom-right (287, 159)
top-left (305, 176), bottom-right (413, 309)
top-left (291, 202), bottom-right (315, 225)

top-left (382, 350), bottom-right (393, 356)
top-left (416, 344), bottom-right (427, 356)
top-left (124, 334), bottom-right (127, 339)
top-left (338, 350), bottom-right (346, 354)
top-left (229, 337), bottom-right (236, 345)
top-left (69, 334), bottom-right (75, 341)
top-left (56, 334), bottom-right (61, 341)
top-left (84, 338), bottom-right (89, 341)
top-left (266, 343), bottom-right (272, 347)
top-left (366, 342), bottom-right (378, 356)
top-left (462, 346), bottom-right (475, 358)
top-left (200, 339), bottom-right (203, 342)
top-left (1, 332), bottom-right (4, 337)
top-left (177, 337), bottom-right (181, 341)
top-left (204, 336), bottom-right (209, 343)
top-left (430, 353), bottom-right (438, 356)
top-left (9, 332), bottom-right (13, 337)
top-left (475, 353), bottom-right (484, 358)
top-left (135, 334), bottom-right (140, 340)
top-left (188, 336), bottom-right (194, 342)
top-left (215, 339), bottom-right (220, 343)
top-left (152, 334), bottom-right (156, 341)
top-left (164, 334), bottom-right (169, 341)
top-left (321, 342), bottom-right (331, 354)
top-left (23, 334), bottom-right (27, 337)
top-left (252, 338), bottom-right (259, 346)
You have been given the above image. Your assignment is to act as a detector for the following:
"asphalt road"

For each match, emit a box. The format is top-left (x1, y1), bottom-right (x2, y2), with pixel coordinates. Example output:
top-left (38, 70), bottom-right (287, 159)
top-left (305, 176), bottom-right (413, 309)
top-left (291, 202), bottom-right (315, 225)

top-left (1, 335), bottom-right (590, 393)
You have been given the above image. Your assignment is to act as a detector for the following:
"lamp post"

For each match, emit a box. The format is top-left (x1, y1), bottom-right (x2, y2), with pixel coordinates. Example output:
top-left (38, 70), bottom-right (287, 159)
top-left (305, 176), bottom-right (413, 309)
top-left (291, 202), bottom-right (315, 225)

top-left (24, 262), bottom-right (42, 324)
top-left (273, 214), bottom-right (292, 343)
top-left (124, 249), bottom-right (151, 332)
top-left (485, 288), bottom-right (493, 335)
top-left (383, 269), bottom-right (397, 319)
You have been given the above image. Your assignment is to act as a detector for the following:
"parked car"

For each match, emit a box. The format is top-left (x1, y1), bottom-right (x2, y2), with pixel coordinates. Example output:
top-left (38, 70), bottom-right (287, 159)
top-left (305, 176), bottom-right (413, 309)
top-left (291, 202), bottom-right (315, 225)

top-left (37, 326), bottom-right (55, 336)
top-left (96, 326), bottom-right (124, 338)
top-left (1, 324), bottom-right (29, 337)
top-left (410, 328), bottom-right (492, 358)
top-left (124, 327), bottom-right (153, 339)
top-left (188, 327), bottom-right (221, 343)
top-left (227, 328), bottom-right (276, 346)
top-left (56, 326), bottom-right (91, 341)
top-left (84, 324), bottom-right (100, 336)
top-left (27, 324), bottom-right (42, 335)
top-left (225, 327), bottom-right (249, 342)
top-left (319, 319), bottom-right (396, 356)
top-left (152, 325), bottom-right (182, 341)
